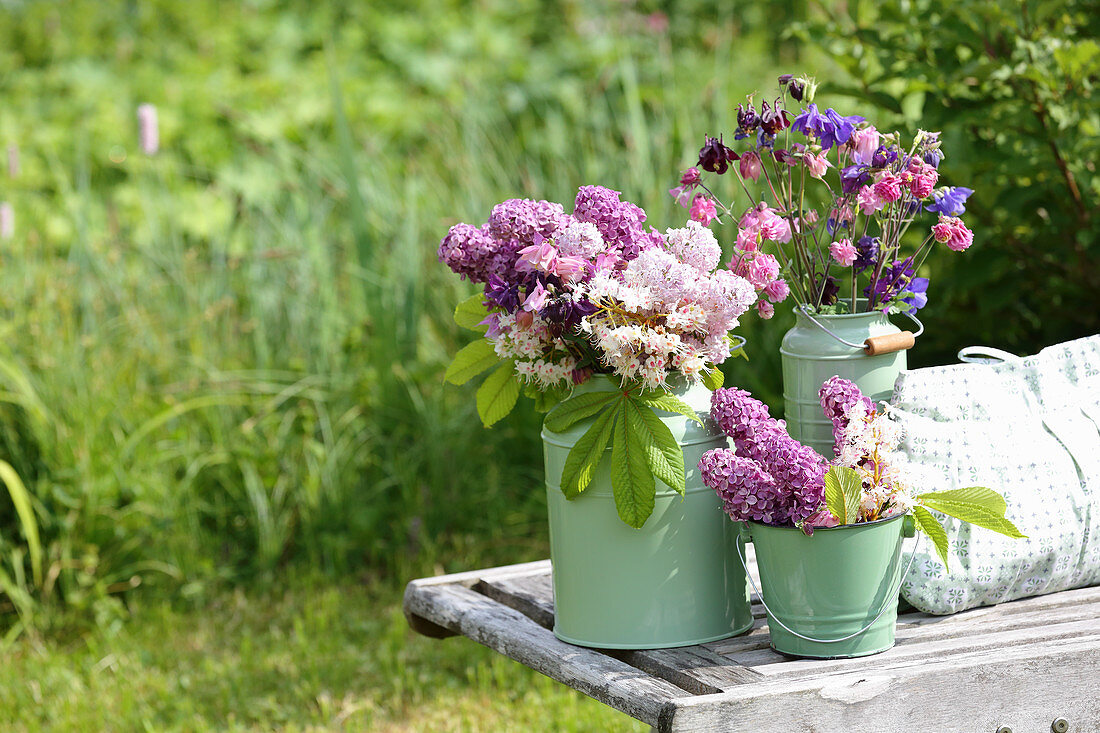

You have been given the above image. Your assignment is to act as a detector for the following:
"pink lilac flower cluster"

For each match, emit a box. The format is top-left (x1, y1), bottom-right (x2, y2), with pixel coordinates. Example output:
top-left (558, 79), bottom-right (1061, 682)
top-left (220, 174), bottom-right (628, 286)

top-left (818, 375), bottom-right (875, 458)
top-left (699, 388), bottom-right (827, 525)
top-left (439, 186), bottom-right (757, 392)
top-left (672, 74), bottom-right (980, 317)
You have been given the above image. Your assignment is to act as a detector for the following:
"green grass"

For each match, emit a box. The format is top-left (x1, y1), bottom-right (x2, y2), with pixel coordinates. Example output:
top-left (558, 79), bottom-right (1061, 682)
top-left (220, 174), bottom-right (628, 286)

top-left (0, 577), bottom-right (644, 731)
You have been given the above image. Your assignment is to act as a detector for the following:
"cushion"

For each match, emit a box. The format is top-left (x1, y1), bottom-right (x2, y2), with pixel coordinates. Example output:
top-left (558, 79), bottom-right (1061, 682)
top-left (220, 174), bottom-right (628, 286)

top-left (890, 334), bottom-right (1100, 614)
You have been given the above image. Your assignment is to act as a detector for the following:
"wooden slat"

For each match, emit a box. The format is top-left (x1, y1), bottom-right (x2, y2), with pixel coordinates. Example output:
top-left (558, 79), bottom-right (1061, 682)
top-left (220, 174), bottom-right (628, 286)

top-left (475, 572), bottom-right (766, 694)
top-left (663, 636), bottom-right (1100, 732)
top-left (402, 580), bottom-right (687, 727)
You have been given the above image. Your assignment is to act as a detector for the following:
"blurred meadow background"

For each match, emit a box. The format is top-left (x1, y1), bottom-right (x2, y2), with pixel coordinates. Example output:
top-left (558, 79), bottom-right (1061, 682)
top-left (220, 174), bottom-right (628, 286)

top-left (0, 0), bottom-right (1095, 729)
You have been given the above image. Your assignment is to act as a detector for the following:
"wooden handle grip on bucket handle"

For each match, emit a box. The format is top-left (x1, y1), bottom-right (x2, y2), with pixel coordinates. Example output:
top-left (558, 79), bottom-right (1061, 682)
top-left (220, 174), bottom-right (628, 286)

top-left (863, 331), bottom-right (916, 356)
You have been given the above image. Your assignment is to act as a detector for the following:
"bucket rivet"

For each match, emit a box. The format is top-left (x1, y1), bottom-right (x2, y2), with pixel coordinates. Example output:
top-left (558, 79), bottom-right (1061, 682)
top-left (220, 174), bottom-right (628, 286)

top-left (1051, 718), bottom-right (1070, 733)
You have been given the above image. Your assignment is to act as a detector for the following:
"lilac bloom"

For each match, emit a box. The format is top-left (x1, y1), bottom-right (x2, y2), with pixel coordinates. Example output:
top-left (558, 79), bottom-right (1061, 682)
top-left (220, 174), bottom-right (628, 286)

top-left (924, 187), bottom-right (974, 216)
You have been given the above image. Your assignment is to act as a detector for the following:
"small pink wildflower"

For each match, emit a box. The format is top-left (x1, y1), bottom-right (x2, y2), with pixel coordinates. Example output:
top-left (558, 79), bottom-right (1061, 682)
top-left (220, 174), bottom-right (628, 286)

top-left (137, 103), bottom-right (159, 155)
top-left (690, 194), bottom-right (718, 226)
top-left (829, 238), bottom-right (858, 266)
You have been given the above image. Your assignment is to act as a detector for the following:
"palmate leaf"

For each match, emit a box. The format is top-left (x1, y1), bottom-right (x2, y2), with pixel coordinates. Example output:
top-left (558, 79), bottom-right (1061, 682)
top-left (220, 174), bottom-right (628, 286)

top-left (559, 403), bottom-right (618, 498)
top-left (476, 361), bottom-right (521, 427)
top-left (443, 339), bottom-right (498, 385)
top-left (916, 486), bottom-right (1007, 516)
top-left (912, 506), bottom-right (951, 567)
top-left (524, 383), bottom-right (566, 413)
top-left (611, 407), bottom-right (655, 529)
top-left (823, 466), bottom-right (862, 525)
top-left (625, 398), bottom-right (685, 495)
top-left (454, 294), bottom-right (490, 331)
top-left (637, 391), bottom-right (703, 425)
top-left (701, 368), bottom-right (724, 391)
top-left (544, 390), bottom-right (619, 433)
top-left (917, 498), bottom-right (1027, 539)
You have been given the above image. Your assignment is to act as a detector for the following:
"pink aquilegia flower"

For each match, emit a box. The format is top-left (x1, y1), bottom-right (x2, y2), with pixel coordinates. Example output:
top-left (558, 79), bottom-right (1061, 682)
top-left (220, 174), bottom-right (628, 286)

top-left (522, 281), bottom-right (549, 312)
top-left (907, 159), bottom-right (939, 199)
top-left (669, 167), bottom-right (701, 208)
top-left (747, 252), bottom-right (780, 289)
top-left (829, 238), bottom-right (857, 266)
top-left (739, 151), bottom-right (762, 182)
top-left (847, 126), bottom-right (880, 165)
top-left (857, 185), bottom-right (886, 214)
top-left (736, 227), bottom-right (759, 252)
top-left (931, 215), bottom-right (974, 252)
top-left (758, 207), bottom-right (792, 243)
top-left (516, 237), bottom-right (558, 274)
top-left (873, 171), bottom-right (903, 204)
top-left (804, 151), bottom-right (833, 179)
top-left (690, 194), bottom-right (718, 225)
top-left (552, 255), bottom-right (588, 281)
top-left (756, 300), bottom-right (775, 319)
top-left (137, 103), bottom-right (159, 155)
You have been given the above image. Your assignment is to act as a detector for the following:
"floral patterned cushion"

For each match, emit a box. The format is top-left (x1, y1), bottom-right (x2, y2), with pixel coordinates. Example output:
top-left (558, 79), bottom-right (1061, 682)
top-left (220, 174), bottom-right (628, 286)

top-left (890, 334), bottom-right (1100, 614)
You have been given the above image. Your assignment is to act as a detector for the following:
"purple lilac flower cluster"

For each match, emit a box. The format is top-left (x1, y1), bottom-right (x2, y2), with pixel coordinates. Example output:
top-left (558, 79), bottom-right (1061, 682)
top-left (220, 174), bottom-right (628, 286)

top-left (699, 388), bottom-right (827, 526)
top-left (818, 375), bottom-right (875, 457)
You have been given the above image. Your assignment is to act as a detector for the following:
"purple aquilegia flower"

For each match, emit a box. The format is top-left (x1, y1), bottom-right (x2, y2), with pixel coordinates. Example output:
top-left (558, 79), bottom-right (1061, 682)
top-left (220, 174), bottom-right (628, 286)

top-left (820, 108), bottom-right (863, 150)
top-left (923, 148), bottom-right (944, 168)
top-left (840, 164), bottom-right (871, 195)
top-left (854, 236), bottom-right (879, 273)
top-left (792, 103), bottom-right (829, 139)
top-left (698, 135), bottom-right (739, 174)
top-left (865, 257), bottom-right (917, 310)
top-left (759, 99), bottom-right (791, 135)
top-left (870, 145), bottom-right (899, 169)
top-left (899, 276), bottom-right (930, 314)
top-left (819, 376), bottom-right (874, 458)
top-left (924, 186), bottom-right (974, 216)
top-left (735, 103), bottom-right (759, 139)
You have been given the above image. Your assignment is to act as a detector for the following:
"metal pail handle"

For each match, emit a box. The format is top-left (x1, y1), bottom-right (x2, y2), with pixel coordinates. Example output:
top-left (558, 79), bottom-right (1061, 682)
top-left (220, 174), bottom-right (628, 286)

top-left (797, 306), bottom-right (924, 356)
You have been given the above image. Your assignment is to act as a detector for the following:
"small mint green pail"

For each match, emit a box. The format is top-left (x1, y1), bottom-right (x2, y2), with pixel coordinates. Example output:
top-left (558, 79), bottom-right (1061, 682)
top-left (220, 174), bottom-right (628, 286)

top-left (543, 376), bottom-right (753, 649)
top-left (740, 515), bottom-right (917, 658)
top-left (780, 304), bottom-right (921, 458)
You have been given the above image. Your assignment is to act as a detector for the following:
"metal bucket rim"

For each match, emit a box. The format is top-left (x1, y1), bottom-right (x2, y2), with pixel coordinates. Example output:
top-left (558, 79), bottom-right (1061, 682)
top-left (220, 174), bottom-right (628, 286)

top-left (744, 513), bottom-right (907, 535)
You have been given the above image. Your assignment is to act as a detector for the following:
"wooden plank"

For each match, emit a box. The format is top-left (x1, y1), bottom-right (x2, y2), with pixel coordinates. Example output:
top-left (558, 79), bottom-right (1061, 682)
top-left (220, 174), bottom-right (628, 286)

top-left (407, 559), bottom-right (552, 589)
top-left (663, 636), bottom-right (1100, 732)
top-left (476, 572), bottom-right (766, 694)
top-left (402, 580), bottom-right (687, 727)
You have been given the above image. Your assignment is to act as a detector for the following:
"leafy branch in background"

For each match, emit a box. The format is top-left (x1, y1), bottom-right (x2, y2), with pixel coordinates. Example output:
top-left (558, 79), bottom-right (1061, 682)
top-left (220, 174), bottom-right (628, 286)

top-left (796, 0), bottom-right (1099, 360)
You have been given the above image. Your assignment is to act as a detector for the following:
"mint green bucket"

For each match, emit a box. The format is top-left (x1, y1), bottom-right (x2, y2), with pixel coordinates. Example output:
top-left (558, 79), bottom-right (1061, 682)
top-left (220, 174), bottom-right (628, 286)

top-left (543, 377), bottom-right (753, 649)
top-left (740, 515), bottom-right (917, 658)
top-left (780, 304), bottom-right (921, 458)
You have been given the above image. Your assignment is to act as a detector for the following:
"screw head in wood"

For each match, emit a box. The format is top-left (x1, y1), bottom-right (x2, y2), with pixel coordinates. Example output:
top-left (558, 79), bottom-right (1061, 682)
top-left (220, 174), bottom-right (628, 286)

top-left (996, 728), bottom-right (1012, 733)
top-left (1051, 718), bottom-right (1070, 733)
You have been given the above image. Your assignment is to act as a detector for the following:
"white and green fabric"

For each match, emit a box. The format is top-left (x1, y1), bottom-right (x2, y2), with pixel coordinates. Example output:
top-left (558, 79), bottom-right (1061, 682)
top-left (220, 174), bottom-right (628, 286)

top-left (890, 335), bottom-right (1100, 615)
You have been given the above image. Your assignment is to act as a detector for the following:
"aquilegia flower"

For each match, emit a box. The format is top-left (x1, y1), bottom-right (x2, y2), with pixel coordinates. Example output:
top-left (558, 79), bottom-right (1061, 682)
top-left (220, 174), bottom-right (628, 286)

top-left (925, 186), bottom-right (973, 216)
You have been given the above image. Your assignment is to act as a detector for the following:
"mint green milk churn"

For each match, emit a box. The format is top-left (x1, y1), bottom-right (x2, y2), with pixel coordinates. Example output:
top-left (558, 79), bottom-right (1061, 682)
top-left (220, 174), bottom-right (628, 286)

top-left (542, 376), bottom-right (753, 649)
top-left (781, 304), bottom-right (919, 457)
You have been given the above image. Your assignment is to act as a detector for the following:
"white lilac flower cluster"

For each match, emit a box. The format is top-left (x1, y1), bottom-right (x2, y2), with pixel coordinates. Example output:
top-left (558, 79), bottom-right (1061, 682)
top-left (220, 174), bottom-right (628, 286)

top-left (578, 221), bottom-right (756, 389)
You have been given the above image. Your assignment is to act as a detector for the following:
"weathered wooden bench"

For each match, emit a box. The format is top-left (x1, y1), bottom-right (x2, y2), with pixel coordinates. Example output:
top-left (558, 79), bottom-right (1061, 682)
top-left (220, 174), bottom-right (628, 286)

top-left (404, 555), bottom-right (1100, 732)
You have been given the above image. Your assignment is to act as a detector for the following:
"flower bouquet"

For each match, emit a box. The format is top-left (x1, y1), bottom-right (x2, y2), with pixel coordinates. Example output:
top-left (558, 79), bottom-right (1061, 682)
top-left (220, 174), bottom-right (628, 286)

top-left (438, 185), bottom-right (770, 647)
top-left (674, 74), bottom-right (976, 317)
top-left (438, 185), bottom-right (776, 528)
top-left (699, 377), bottom-right (1024, 658)
top-left (673, 75), bottom-right (981, 452)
